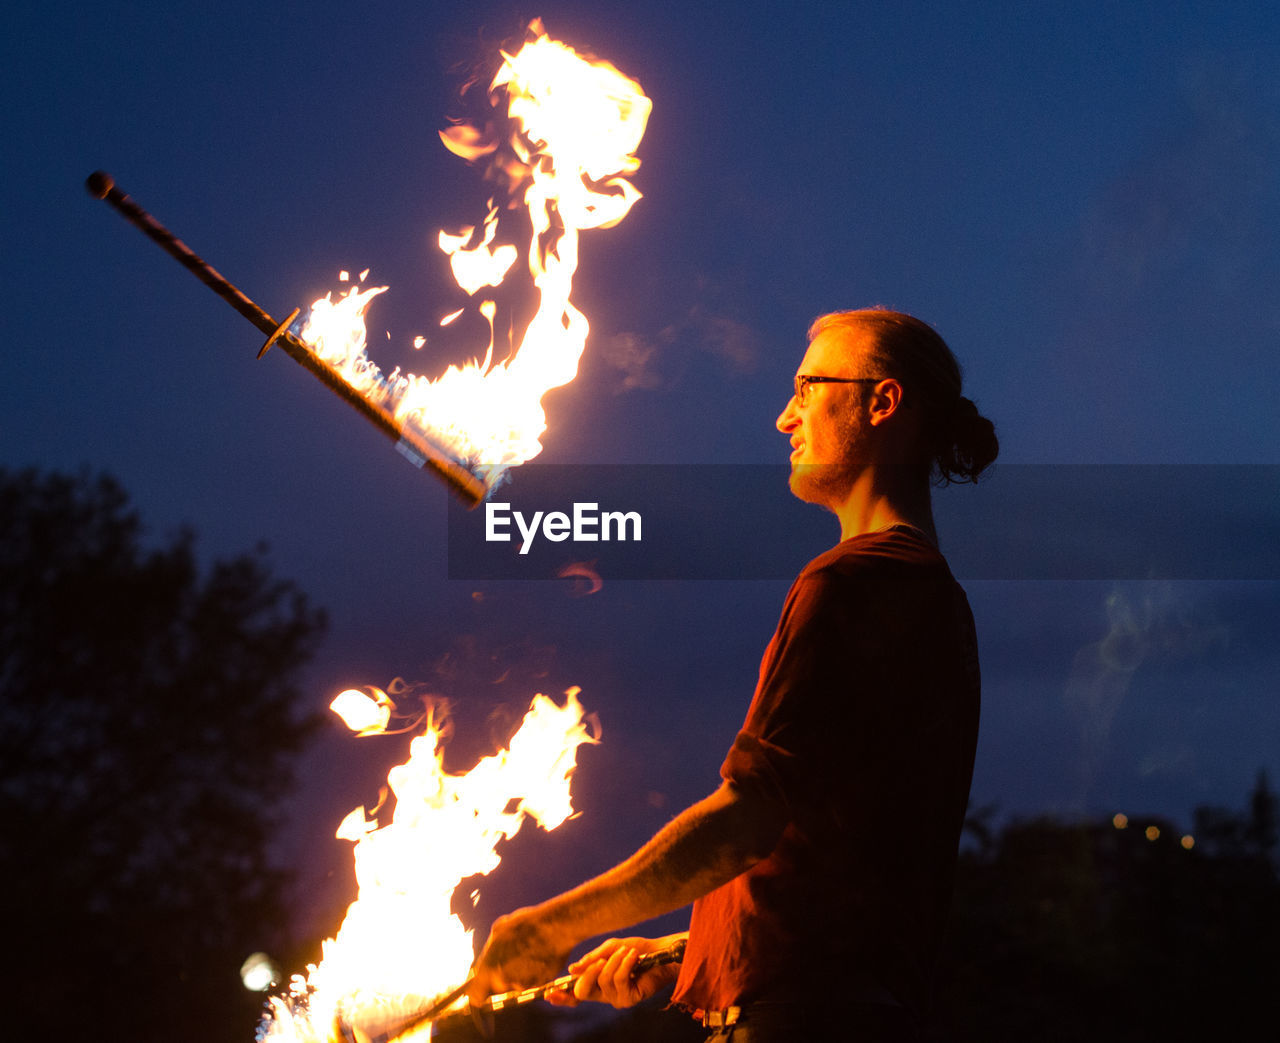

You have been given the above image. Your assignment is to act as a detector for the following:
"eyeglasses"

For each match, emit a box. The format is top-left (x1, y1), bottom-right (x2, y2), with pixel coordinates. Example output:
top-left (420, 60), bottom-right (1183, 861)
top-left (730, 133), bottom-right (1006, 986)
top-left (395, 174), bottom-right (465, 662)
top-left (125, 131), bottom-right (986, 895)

top-left (792, 374), bottom-right (882, 407)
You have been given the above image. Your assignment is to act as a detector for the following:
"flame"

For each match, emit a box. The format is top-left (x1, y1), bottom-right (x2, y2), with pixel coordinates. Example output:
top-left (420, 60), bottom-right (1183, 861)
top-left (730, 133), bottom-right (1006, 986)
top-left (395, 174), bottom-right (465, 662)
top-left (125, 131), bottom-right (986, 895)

top-left (330, 688), bottom-right (391, 737)
top-left (299, 278), bottom-right (391, 405)
top-left (296, 22), bottom-right (650, 489)
top-left (261, 688), bottom-right (597, 1041)
top-left (438, 208), bottom-right (519, 295)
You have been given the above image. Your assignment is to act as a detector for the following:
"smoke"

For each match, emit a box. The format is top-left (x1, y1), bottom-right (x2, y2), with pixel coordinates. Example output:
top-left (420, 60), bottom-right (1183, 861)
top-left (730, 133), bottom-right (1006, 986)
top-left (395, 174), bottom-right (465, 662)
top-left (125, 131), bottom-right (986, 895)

top-left (1064, 582), bottom-right (1229, 809)
top-left (601, 302), bottom-right (761, 392)
top-left (1029, 59), bottom-right (1280, 459)
top-left (677, 305), bottom-right (760, 374)
top-left (600, 331), bottom-right (664, 390)
top-left (1076, 115), bottom-right (1273, 331)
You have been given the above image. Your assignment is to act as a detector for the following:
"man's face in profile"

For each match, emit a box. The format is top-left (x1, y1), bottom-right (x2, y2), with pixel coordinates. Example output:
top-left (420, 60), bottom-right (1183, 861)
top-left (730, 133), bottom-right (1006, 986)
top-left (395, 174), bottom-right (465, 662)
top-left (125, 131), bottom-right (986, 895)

top-left (777, 325), bottom-right (876, 510)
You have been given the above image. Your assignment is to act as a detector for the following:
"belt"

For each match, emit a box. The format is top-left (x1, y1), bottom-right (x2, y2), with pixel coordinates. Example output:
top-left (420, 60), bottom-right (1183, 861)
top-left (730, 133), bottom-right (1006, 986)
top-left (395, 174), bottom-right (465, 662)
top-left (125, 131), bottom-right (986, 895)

top-left (700, 1006), bottom-right (742, 1028)
top-left (698, 985), bottom-right (902, 1030)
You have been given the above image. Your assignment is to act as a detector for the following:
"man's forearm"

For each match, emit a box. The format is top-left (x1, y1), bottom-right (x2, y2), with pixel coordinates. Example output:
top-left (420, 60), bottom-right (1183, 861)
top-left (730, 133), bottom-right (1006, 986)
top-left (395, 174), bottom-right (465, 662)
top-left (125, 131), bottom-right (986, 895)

top-left (533, 780), bottom-right (785, 949)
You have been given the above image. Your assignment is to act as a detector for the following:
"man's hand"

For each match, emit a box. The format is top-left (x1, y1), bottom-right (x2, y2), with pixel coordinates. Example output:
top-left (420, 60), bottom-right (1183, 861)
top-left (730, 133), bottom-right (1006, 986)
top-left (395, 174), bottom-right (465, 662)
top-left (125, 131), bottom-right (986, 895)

top-left (467, 906), bottom-right (573, 1008)
top-left (546, 934), bottom-right (684, 1010)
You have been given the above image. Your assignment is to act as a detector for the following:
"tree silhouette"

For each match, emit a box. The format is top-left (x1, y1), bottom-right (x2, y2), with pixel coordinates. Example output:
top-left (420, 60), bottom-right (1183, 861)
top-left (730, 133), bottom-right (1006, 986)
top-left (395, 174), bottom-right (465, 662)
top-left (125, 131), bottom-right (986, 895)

top-left (1245, 769), bottom-right (1277, 857)
top-left (933, 778), bottom-right (1280, 1041)
top-left (0, 468), bottom-right (326, 1042)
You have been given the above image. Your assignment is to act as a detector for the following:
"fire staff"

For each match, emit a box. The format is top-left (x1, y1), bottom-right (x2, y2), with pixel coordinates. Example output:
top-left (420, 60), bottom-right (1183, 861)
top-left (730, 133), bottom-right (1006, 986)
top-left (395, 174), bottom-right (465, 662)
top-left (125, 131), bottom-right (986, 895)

top-left (468, 309), bottom-right (999, 1041)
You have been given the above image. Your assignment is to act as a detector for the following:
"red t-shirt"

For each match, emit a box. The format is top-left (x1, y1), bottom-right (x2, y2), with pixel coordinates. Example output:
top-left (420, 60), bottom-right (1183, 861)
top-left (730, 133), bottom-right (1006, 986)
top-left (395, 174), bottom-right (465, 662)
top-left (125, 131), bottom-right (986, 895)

top-left (671, 527), bottom-right (981, 1018)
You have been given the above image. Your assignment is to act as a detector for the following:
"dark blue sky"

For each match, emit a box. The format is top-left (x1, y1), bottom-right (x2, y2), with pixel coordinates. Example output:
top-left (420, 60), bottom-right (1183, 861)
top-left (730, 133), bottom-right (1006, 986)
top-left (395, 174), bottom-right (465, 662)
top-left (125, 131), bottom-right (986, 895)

top-left (4, 0), bottom-right (1278, 958)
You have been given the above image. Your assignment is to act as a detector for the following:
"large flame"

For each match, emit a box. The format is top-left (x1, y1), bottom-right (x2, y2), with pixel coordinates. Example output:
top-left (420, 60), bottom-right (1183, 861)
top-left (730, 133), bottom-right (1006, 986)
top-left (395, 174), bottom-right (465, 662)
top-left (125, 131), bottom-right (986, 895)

top-left (298, 21), bottom-right (650, 489)
top-left (261, 688), bottom-right (597, 1041)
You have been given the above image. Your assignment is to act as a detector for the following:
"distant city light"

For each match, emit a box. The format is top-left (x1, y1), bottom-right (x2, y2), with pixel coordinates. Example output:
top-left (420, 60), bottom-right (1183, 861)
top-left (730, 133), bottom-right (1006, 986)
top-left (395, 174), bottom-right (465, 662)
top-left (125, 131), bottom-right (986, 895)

top-left (1145, 825), bottom-right (1160, 841)
top-left (1181, 834), bottom-right (1195, 850)
top-left (1112, 813), bottom-right (1128, 829)
top-left (240, 951), bottom-right (280, 992)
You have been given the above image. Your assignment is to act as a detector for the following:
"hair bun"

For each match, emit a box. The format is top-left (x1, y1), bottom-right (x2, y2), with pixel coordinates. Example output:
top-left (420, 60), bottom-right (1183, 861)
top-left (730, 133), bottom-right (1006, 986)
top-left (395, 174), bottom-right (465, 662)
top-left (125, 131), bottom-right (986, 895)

top-left (940, 396), bottom-right (998, 484)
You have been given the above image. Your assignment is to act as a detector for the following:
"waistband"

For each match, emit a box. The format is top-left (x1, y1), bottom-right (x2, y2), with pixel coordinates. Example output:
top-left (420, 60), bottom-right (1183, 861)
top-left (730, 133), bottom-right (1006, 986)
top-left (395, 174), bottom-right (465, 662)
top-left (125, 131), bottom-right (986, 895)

top-left (697, 977), bottom-right (902, 1028)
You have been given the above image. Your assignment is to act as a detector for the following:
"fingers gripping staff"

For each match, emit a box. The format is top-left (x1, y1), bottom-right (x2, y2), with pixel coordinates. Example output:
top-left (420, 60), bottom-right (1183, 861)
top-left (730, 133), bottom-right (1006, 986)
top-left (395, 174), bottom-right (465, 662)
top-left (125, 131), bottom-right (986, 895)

top-left (484, 936), bottom-right (686, 1015)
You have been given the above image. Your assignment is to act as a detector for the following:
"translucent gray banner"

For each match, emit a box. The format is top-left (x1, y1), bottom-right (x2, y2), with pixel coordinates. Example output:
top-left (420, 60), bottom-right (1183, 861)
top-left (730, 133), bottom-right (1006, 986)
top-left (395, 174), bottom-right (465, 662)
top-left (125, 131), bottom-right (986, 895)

top-left (446, 465), bottom-right (1280, 581)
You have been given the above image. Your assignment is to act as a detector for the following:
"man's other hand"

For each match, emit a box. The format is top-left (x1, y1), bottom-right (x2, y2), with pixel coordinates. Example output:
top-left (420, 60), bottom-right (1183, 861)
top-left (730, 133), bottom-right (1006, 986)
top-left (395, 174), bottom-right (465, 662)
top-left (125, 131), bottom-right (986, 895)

top-left (547, 934), bottom-right (684, 1010)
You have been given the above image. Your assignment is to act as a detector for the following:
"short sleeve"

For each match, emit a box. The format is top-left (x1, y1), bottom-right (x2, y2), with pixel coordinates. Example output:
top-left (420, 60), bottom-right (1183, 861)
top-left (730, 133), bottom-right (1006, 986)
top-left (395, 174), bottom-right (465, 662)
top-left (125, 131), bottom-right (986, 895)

top-left (719, 565), bottom-right (883, 815)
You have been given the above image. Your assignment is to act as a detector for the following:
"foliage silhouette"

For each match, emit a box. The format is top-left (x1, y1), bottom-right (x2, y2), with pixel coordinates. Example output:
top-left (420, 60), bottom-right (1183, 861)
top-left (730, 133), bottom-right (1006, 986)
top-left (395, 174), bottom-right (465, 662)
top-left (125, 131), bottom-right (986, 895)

top-left (932, 779), bottom-right (1280, 1040)
top-left (0, 468), bottom-right (326, 1042)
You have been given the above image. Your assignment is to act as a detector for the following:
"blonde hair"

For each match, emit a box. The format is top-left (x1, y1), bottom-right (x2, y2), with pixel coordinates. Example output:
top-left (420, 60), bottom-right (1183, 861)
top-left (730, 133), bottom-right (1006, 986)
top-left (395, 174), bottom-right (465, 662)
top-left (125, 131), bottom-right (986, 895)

top-left (808, 309), bottom-right (998, 483)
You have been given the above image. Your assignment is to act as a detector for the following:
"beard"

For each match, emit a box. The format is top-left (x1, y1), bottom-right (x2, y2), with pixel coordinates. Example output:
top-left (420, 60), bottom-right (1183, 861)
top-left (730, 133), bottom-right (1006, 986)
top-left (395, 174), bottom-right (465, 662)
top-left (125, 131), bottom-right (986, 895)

top-left (788, 462), bottom-right (856, 508)
top-left (786, 409), bottom-right (868, 509)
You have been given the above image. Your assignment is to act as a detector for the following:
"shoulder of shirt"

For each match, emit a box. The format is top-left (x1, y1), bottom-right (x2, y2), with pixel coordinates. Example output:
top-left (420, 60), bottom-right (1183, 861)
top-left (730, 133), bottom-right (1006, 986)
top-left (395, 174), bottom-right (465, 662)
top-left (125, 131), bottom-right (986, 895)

top-left (796, 525), bottom-right (950, 587)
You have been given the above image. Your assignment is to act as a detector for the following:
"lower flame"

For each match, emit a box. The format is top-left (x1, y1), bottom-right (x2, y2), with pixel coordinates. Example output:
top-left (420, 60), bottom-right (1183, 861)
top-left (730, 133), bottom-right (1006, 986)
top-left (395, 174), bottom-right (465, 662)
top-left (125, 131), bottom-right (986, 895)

top-left (261, 688), bottom-right (597, 1041)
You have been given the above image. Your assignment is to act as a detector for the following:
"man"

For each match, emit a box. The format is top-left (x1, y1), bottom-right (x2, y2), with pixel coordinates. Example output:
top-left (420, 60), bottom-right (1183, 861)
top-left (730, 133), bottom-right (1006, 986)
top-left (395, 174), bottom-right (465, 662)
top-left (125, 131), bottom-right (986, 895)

top-left (468, 309), bottom-right (998, 1039)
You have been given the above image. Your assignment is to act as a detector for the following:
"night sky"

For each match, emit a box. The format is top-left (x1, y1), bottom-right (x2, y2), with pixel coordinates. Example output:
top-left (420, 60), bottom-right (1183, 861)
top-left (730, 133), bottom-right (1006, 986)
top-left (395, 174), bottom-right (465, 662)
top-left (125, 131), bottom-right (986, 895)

top-left (5, 0), bottom-right (1278, 981)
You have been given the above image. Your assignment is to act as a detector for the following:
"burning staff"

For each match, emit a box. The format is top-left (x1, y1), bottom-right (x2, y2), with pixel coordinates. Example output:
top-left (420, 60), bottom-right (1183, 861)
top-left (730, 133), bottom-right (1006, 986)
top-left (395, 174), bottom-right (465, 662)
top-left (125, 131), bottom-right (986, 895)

top-left (84, 171), bottom-right (489, 508)
top-left (87, 21), bottom-right (649, 507)
top-left (255, 687), bottom-right (600, 1043)
top-left (333, 937), bottom-right (687, 1043)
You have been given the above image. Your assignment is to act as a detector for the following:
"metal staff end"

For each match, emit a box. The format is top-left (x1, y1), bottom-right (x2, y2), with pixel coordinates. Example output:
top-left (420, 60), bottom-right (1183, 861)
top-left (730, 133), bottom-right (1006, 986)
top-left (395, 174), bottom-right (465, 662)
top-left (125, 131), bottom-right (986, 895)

top-left (86, 170), bottom-right (115, 200)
